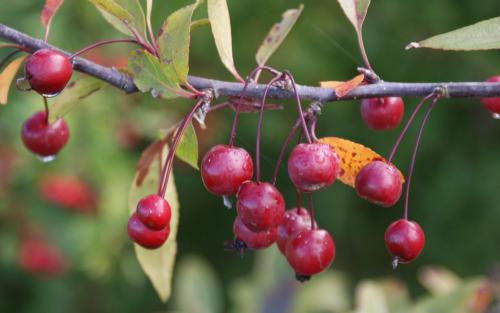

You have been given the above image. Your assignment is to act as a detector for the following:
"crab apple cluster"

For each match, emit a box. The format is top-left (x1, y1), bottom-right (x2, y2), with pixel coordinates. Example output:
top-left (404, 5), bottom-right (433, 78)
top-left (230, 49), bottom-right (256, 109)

top-left (127, 194), bottom-right (172, 249)
top-left (360, 97), bottom-right (404, 131)
top-left (19, 48), bottom-right (75, 160)
top-left (481, 76), bottom-right (500, 116)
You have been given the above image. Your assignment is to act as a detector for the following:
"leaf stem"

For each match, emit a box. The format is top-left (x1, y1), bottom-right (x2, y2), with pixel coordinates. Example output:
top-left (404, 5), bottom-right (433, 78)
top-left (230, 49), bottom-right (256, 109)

top-left (356, 30), bottom-right (373, 72)
top-left (403, 96), bottom-right (439, 220)
top-left (69, 39), bottom-right (145, 59)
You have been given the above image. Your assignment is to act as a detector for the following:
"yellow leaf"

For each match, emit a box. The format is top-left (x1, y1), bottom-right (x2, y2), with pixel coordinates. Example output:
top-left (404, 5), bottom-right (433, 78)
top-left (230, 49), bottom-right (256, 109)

top-left (318, 137), bottom-right (404, 187)
top-left (129, 141), bottom-right (179, 302)
top-left (320, 74), bottom-right (364, 98)
top-left (0, 56), bottom-right (26, 105)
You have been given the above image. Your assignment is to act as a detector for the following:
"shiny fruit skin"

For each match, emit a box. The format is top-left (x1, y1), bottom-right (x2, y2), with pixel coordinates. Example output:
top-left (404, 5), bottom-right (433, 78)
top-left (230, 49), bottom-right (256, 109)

top-left (384, 219), bottom-right (425, 263)
top-left (233, 217), bottom-right (277, 249)
top-left (287, 143), bottom-right (339, 192)
top-left (136, 194), bottom-right (171, 231)
top-left (25, 49), bottom-right (73, 95)
top-left (201, 144), bottom-right (253, 196)
top-left (236, 181), bottom-right (285, 232)
top-left (361, 97), bottom-right (404, 131)
top-left (355, 161), bottom-right (402, 207)
top-left (21, 111), bottom-right (69, 157)
top-left (480, 76), bottom-right (500, 114)
top-left (127, 213), bottom-right (170, 249)
top-left (276, 208), bottom-right (315, 254)
top-left (285, 228), bottom-right (335, 276)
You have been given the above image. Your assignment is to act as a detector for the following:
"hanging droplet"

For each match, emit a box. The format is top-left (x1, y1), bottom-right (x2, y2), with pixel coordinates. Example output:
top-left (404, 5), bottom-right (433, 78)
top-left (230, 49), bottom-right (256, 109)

top-left (222, 196), bottom-right (232, 209)
top-left (492, 113), bottom-right (500, 120)
top-left (36, 155), bottom-right (56, 163)
top-left (41, 92), bottom-right (60, 98)
top-left (16, 77), bottom-right (31, 91)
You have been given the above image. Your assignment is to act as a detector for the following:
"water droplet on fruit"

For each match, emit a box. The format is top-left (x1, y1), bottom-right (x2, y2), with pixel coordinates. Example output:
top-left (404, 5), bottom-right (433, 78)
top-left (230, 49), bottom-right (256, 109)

top-left (42, 92), bottom-right (60, 98)
top-left (223, 196), bottom-right (232, 209)
top-left (492, 113), bottom-right (500, 120)
top-left (16, 77), bottom-right (31, 91)
top-left (36, 155), bottom-right (56, 163)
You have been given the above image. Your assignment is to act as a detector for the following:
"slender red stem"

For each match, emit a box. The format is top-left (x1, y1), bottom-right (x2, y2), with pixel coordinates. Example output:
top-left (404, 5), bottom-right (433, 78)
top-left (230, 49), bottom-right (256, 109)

top-left (387, 93), bottom-right (434, 163)
top-left (159, 98), bottom-right (205, 197)
top-left (309, 118), bottom-right (318, 141)
top-left (228, 66), bottom-right (280, 146)
top-left (256, 75), bottom-right (283, 182)
top-left (43, 96), bottom-right (49, 124)
top-left (283, 71), bottom-right (312, 144)
top-left (307, 193), bottom-right (316, 230)
top-left (271, 118), bottom-right (300, 185)
top-left (403, 96), bottom-right (439, 220)
top-left (296, 189), bottom-right (303, 214)
top-left (70, 39), bottom-right (144, 59)
top-left (124, 23), bottom-right (157, 56)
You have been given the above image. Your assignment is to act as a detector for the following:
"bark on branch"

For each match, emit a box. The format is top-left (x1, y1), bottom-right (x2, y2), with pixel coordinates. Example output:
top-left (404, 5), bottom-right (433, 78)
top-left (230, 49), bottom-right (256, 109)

top-left (2, 23), bottom-right (500, 102)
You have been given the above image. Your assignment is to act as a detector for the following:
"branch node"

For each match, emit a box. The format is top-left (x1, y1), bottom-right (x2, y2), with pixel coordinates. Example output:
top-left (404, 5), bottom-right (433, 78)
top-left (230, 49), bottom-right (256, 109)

top-left (357, 67), bottom-right (380, 83)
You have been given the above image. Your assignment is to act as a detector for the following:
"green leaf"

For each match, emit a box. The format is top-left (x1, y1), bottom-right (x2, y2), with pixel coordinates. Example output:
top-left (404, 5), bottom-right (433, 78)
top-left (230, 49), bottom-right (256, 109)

top-left (336, 0), bottom-right (371, 33)
top-left (48, 76), bottom-right (104, 123)
top-left (174, 256), bottom-right (224, 313)
top-left (128, 141), bottom-right (179, 302)
top-left (157, 1), bottom-right (200, 84)
top-left (90, 0), bottom-right (147, 40)
top-left (406, 16), bottom-right (500, 51)
top-left (128, 49), bottom-right (191, 99)
top-left (207, 0), bottom-right (242, 81)
top-left (174, 121), bottom-right (199, 170)
top-left (256, 4), bottom-right (304, 66)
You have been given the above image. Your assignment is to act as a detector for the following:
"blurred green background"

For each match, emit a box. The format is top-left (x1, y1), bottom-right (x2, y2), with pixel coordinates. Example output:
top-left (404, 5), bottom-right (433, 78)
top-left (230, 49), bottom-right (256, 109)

top-left (1, 0), bottom-right (499, 312)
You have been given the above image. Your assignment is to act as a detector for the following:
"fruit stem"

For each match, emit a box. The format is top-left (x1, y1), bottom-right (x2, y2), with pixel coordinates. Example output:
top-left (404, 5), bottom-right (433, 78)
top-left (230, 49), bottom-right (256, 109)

top-left (309, 117), bottom-right (318, 142)
top-left (296, 189), bottom-right (303, 214)
top-left (69, 39), bottom-right (146, 59)
top-left (387, 93), bottom-right (434, 163)
top-left (228, 66), bottom-right (281, 146)
top-left (256, 75), bottom-right (284, 182)
top-left (307, 193), bottom-right (316, 230)
top-left (282, 71), bottom-right (312, 144)
top-left (0, 49), bottom-right (23, 69)
top-left (159, 97), bottom-right (205, 197)
top-left (271, 119), bottom-right (301, 185)
top-left (43, 96), bottom-right (49, 124)
top-left (403, 96), bottom-right (439, 220)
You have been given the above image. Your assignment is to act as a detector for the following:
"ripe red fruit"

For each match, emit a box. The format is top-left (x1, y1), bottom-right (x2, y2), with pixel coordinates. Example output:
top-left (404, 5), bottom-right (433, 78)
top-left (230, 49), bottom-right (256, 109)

top-left (38, 174), bottom-right (97, 214)
top-left (384, 219), bottom-right (425, 265)
top-left (233, 217), bottom-right (277, 249)
top-left (236, 181), bottom-right (285, 232)
top-left (480, 76), bottom-right (500, 115)
top-left (18, 238), bottom-right (66, 276)
top-left (201, 144), bottom-right (254, 196)
top-left (136, 194), bottom-right (171, 231)
top-left (287, 143), bottom-right (339, 192)
top-left (355, 160), bottom-right (402, 207)
top-left (276, 208), bottom-right (315, 254)
top-left (25, 49), bottom-right (73, 96)
top-left (285, 228), bottom-right (335, 278)
top-left (360, 97), bottom-right (404, 131)
top-left (127, 213), bottom-right (170, 249)
top-left (21, 111), bottom-right (69, 158)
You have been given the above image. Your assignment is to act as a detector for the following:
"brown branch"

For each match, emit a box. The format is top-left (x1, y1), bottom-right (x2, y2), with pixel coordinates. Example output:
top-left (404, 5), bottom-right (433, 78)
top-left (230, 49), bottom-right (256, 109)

top-left (2, 23), bottom-right (500, 101)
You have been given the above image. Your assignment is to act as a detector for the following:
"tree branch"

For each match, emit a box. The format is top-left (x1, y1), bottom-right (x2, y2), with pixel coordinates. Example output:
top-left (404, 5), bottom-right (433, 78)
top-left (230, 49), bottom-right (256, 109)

top-left (2, 23), bottom-right (500, 102)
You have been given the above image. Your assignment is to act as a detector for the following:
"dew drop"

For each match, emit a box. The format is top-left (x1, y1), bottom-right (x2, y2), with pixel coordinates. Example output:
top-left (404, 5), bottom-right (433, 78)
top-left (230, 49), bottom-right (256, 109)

top-left (42, 92), bottom-right (60, 98)
top-left (223, 196), bottom-right (232, 209)
top-left (36, 155), bottom-right (56, 163)
top-left (16, 77), bottom-right (31, 91)
top-left (492, 113), bottom-right (500, 120)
